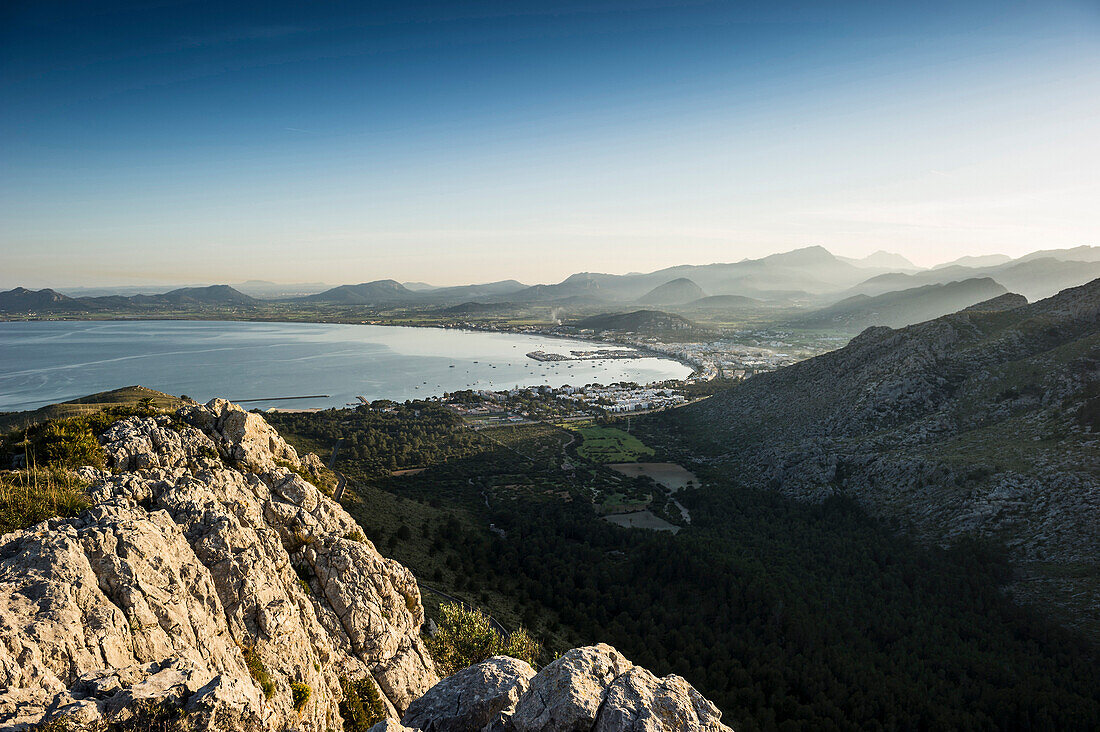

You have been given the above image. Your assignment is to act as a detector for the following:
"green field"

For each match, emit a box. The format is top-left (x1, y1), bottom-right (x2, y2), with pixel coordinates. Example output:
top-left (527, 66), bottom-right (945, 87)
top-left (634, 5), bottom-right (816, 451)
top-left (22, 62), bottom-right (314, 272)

top-left (575, 425), bottom-right (654, 463)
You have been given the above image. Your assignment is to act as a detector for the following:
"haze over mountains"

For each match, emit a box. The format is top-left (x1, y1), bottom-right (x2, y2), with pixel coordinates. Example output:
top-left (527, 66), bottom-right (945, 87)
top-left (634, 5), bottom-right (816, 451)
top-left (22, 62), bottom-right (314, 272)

top-left (0, 284), bottom-right (261, 313)
top-left (3, 245), bottom-right (1099, 334)
top-left (291, 245), bottom-right (1100, 309)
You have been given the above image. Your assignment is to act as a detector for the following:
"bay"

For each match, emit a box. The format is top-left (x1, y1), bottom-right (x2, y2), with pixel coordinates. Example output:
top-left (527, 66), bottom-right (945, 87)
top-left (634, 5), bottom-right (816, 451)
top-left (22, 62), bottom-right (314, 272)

top-left (0, 320), bottom-right (692, 412)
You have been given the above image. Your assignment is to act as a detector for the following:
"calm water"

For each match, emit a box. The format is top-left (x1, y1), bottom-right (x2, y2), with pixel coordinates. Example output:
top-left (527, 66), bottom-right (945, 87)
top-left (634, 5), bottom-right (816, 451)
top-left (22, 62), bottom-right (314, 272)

top-left (0, 320), bottom-right (692, 412)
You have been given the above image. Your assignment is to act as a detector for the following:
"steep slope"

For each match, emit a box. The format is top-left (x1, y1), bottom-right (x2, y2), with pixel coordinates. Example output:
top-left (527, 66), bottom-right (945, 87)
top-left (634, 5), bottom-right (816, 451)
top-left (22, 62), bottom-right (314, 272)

top-left (791, 278), bottom-right (1008, 332)
top-left (637, 278), bottom-right (706, 305)
top-left (671, 279), bottom-right (1100, 636)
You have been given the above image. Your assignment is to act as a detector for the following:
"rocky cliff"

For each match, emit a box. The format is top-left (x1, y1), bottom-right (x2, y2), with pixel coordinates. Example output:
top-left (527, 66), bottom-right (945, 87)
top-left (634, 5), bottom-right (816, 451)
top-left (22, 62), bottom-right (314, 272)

top-left (0, 401), bottom-right (730, 731)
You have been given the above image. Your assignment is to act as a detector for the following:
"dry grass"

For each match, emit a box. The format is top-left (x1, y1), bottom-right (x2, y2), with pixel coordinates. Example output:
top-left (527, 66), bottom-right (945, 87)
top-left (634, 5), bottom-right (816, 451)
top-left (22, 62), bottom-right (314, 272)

top-left (0, 467), bottom-right (91, 535)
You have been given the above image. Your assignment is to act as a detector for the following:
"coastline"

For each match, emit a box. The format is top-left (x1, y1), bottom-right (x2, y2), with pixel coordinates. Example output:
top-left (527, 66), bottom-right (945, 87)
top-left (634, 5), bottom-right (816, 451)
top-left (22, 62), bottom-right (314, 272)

top-left (0, 318), bottom-right (698, 412)
top-left (0, 313), bottom-right (706, 377)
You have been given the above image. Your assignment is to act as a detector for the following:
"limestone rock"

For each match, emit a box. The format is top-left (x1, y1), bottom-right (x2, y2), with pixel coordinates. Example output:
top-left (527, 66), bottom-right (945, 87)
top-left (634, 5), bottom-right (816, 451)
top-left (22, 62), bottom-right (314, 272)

top-left (0, 400), bottom-right (437, 731)
top-left (594, 667), bottom-right (731, 732)
top-left (370, 721), bottom-right (422, 732)
top-left (511, 644), bottom-right (633, 732)
top-left (399, 645), bottom-right (732, 732)
top-left (401, 656), bottom-right (535, 732)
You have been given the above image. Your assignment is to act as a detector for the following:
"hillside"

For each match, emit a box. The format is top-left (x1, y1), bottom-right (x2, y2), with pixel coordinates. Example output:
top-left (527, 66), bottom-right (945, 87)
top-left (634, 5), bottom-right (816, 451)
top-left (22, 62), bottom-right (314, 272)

top-left (155, 284), bottom-right (259, 305)
top-left (302, 279), bottom-right (419, 305)
top-left (574, 309), bottom-right (695, 333)
top-left (849, 257), bottom-right (1100, 300)
top-left (790, 278), bottom-right (1009, 332)
top-left (0, 287), bottom-right (93, 313)
top-left (0, 385), bottom-right (183, 432)
top-left (637, 278), bottom-right (706, 305)
top-left (0, 401), bottom-right (730, 731)
top-left (961, 292), bottom-right (1028, 312)
top-left (663, 278), bottom-right (1100, 637)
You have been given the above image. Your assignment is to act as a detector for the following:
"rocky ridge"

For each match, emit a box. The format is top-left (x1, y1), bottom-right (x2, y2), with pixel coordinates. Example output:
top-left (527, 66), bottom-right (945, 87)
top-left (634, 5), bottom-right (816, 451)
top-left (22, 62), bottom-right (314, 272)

top-left (1, 401), bottom-right (731, 731)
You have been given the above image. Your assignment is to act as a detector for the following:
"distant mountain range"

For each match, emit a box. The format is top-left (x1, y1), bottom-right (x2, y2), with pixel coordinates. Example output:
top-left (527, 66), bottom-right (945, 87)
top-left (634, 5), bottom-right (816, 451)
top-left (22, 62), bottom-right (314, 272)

top-left (4, 245), bottom-right (1098, 317)
top-left (0, 285), bottom-right (260, 313)
top-left (847, 257), bottom-right (1100, 301)
top-left (789, 278), bottom-right (1013, 332)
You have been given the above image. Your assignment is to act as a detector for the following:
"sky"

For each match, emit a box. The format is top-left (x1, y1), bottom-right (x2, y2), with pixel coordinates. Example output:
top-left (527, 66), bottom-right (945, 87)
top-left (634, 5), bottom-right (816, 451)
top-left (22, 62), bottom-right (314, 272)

top-left (1, 0), bottom-right (1098, 288)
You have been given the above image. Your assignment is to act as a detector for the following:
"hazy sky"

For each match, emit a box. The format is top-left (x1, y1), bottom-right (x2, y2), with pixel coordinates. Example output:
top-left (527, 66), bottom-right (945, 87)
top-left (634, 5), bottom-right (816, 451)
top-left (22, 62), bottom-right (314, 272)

top-left (2, 0), bottom-right (1098, 288)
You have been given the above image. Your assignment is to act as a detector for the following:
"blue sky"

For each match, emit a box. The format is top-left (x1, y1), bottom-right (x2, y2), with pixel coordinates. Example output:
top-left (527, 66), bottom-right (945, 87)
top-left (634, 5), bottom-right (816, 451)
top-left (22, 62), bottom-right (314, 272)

top-left (2, 0), bottom-right (1098, 287)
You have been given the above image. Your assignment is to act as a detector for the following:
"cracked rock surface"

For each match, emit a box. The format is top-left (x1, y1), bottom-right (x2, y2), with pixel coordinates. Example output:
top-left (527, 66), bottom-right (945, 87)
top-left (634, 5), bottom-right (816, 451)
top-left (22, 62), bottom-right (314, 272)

top-left (0, 399), bottom-right (437, 731)
top-left (397, 645), bottom-right (732, 732)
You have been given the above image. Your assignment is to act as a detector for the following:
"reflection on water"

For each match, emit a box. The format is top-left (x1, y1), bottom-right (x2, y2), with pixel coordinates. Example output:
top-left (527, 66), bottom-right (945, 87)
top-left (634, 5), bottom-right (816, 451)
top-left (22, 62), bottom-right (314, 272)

top-left (0, 320), bottom-right (692, 411)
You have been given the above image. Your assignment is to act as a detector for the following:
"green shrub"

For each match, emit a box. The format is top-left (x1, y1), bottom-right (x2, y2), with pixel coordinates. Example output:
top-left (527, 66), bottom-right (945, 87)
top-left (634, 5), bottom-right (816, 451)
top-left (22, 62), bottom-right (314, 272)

top-left (338, 675), bottom-right (386, 731)
top-left (425, 602), bottom-right (540, 676)
top-left (501, 627), bottom-right (540, 666)
top-left (242, 643), bottom-right (275, 699)
top-left (0, 468), bottom-right (91, 534)
top-left (36, 421), bottom-right (105, 470)
top-left (291, 682), bottom-right (311, 712)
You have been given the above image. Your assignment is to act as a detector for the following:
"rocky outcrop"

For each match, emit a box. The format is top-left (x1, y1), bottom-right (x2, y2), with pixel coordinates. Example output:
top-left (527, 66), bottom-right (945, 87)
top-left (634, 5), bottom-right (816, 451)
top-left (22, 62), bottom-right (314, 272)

top-left (512, 644), bottom-right (634, 732)
top-left (0, 399), bottom-right (437, 731)
top-left (395, 645), bottom-right (732, 732)
top-left (401, 656), bottom-right (535, 731)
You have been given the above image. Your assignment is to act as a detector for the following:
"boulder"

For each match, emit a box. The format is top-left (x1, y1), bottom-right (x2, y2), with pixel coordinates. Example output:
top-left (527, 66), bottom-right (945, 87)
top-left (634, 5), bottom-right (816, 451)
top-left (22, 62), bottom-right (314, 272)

top-left (594, 667), bottom-right (730, 731)
top-left (401, 656), bottom-right (535, 731)
top-left (511, 644), bottom-right (633, 732)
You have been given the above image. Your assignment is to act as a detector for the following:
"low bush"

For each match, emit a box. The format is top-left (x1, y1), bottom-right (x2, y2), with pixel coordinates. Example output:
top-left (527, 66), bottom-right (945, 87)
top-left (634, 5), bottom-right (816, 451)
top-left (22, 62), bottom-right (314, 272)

top-left (290, 682), bottom-right (311, 712)
top-left (425, 602), bottom-right (540, 676)
top-left (338, 675), bottom-right (386, 731)
top-left (242, 643), bottom-right (275, 699)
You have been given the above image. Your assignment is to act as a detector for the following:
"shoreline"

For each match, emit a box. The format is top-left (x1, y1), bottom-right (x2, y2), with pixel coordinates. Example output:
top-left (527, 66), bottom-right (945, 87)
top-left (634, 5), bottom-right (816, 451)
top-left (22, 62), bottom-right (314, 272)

top-left (0, 313), bottom-right (705, 375)
top-left (0, 318), bottom-right (698, 412)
